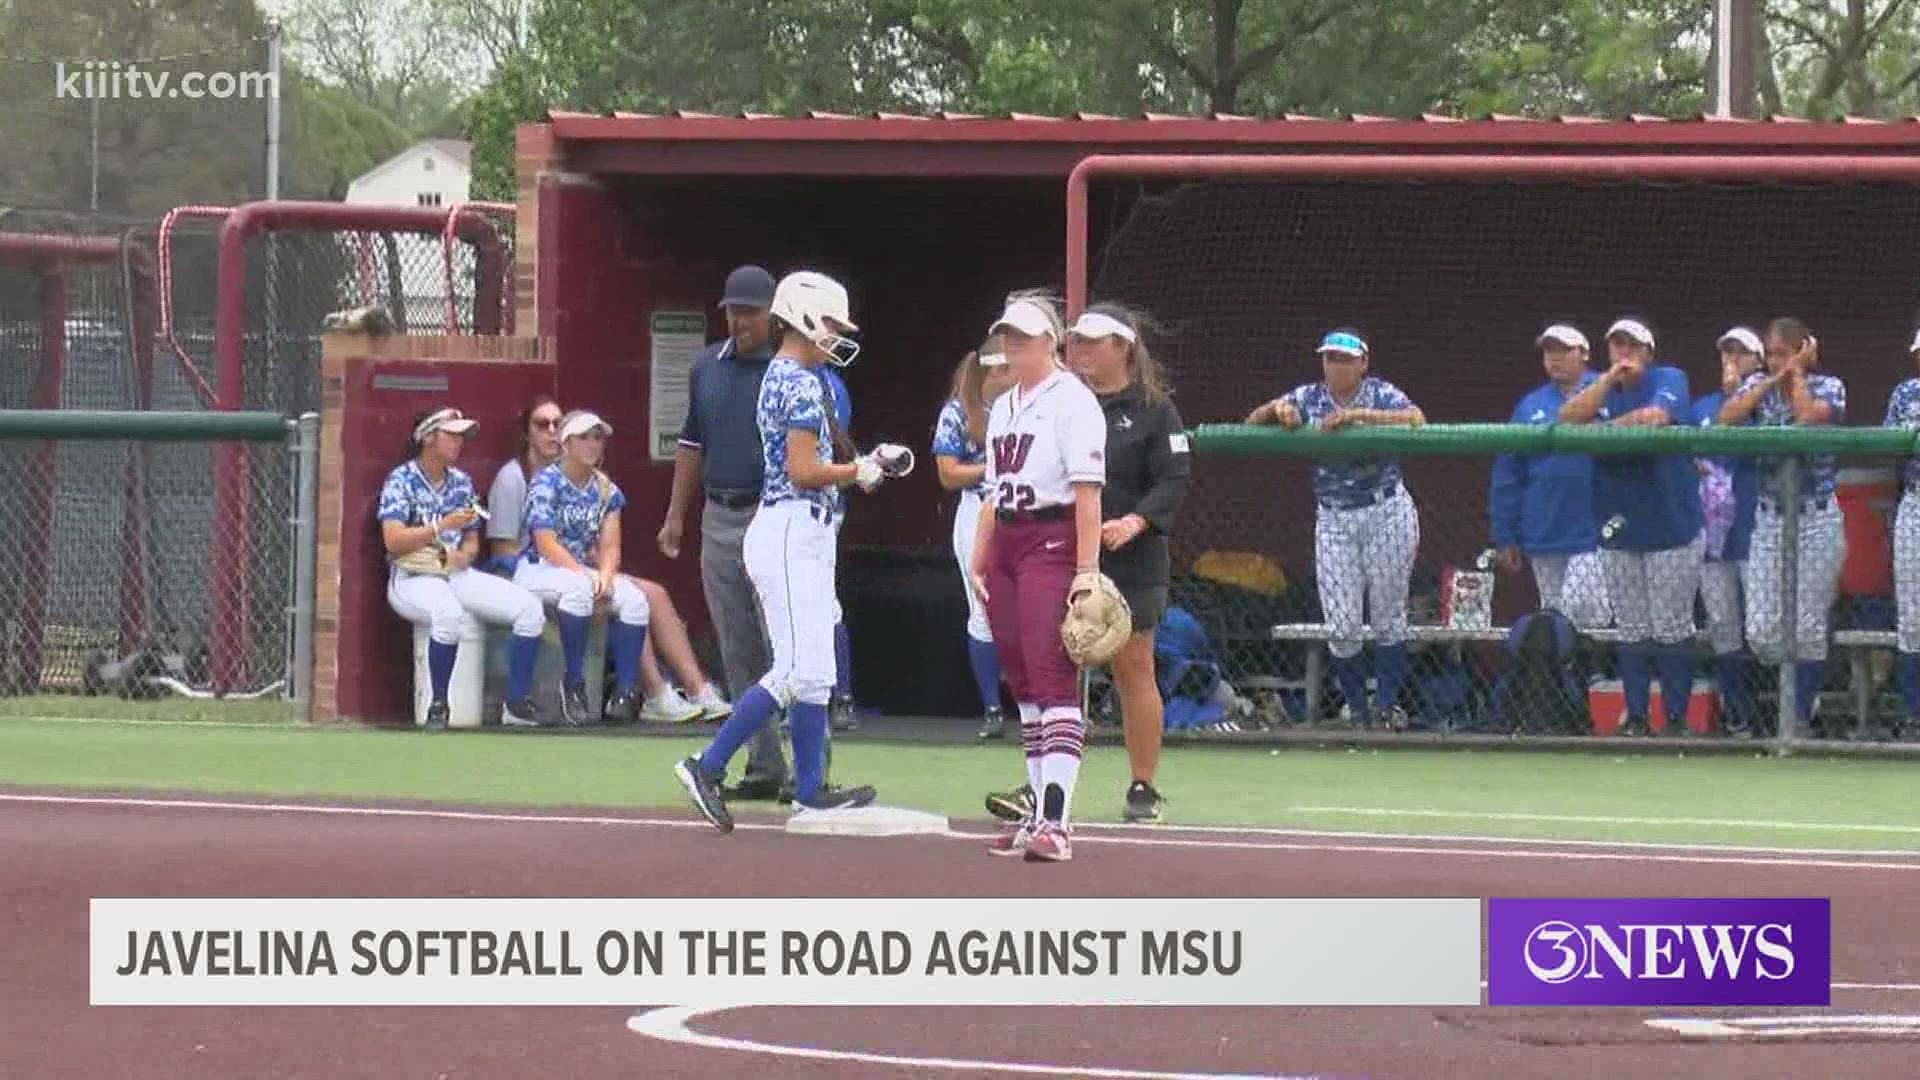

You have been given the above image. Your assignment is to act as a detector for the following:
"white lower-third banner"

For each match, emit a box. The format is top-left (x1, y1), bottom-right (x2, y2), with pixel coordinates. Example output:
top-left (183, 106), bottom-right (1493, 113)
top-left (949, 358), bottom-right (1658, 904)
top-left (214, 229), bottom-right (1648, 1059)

top-left (91, 897), bottom-right (1480, 1006)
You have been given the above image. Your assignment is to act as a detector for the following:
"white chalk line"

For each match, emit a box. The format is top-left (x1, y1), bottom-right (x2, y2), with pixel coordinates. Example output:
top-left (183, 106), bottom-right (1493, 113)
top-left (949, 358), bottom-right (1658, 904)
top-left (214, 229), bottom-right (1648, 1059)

top-left (1292, 805), bottom-right (1920, 835)
top-left (626, 1005), bottom-right (1318, 1080)
top-left (7, 791), bottom-right (1920, 871)
top-left (1648, 1014), bottom-right (1920, 1038)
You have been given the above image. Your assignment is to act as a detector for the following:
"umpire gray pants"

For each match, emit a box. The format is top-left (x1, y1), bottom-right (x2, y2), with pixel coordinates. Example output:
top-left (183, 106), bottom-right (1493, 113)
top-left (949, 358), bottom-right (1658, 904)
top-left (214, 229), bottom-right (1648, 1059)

top-left (702, 498), bottom-right (786, 785)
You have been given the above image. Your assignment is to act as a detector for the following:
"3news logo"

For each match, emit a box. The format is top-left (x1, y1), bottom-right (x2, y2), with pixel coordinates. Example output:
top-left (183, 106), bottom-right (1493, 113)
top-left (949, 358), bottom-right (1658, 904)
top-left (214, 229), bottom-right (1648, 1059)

top-left (1487, 898), bottom-right (1830, 1006)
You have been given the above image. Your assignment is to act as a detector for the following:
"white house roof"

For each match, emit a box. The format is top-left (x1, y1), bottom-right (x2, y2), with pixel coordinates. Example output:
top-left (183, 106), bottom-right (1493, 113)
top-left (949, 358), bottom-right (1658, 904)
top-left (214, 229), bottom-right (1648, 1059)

top-left (347, 138), bottom-right (472, 194)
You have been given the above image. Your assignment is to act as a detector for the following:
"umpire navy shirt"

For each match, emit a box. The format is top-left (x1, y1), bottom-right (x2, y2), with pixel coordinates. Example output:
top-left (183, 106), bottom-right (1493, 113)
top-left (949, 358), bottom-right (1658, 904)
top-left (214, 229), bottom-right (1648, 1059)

top-left (677, 338), bottom-right (773, 494)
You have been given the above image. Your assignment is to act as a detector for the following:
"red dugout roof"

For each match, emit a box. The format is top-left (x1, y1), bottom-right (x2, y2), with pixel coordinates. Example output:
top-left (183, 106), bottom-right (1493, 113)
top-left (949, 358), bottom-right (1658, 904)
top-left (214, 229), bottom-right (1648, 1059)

top-left (542, 109), bottom-right (1920, 177)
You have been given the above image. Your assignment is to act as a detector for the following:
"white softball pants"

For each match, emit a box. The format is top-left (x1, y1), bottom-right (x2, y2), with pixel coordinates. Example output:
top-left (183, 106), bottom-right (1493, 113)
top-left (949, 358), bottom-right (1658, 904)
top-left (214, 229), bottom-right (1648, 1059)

top-left (1601, 537), bottom-right (1703, 645)
top-left (1744, 504), bottom-right (1844, 662)
top-left (952, 489), bottom-right (991, 642)
top-left (1314, 489), bottom-right (1419, 660)
top-left (1530, 550), bottom-right (1613, 629)
top-left (745, 500), bottom-right (837, 707)
top-left (512, 560), bottom-right (649, 625)
top-left (1697, 558), bottom-right (1745, 656)
top-left (387, 567), bottom-right (546, 645)
top-left (1896, 492), bottom-right (1920, 654)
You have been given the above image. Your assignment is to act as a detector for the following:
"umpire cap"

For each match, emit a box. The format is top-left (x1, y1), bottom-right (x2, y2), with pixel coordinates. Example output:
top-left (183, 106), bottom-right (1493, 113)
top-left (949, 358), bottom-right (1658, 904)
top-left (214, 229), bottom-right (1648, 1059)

top-left (718, 265), bottom-right (776, 310)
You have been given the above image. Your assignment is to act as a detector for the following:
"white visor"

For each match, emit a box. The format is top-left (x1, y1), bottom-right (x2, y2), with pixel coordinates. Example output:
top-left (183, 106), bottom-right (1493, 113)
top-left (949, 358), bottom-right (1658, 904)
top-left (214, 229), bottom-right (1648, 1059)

top-left (413, 408), bottom-right (477, 440)
top-left (560, 411), bottom-right (612, 441)
top-left (977, 350), bottom-right (1008, 367)
top-left (1536, 324), bottom-right (1589, 350)
top-left (1067, 311), bottom-right (1138, 344)
top-left (991, 299), bottom-right (1056, 339)
top-left (1717, 327), bottom-right (1763, 356)
top-left (1606, 319), bottom-right (1655, 348)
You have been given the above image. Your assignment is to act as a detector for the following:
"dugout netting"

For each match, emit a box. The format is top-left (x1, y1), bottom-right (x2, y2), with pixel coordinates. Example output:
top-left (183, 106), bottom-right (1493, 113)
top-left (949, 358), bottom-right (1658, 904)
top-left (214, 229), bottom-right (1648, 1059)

top-left (1069, 155), bottom-right (1920, 748)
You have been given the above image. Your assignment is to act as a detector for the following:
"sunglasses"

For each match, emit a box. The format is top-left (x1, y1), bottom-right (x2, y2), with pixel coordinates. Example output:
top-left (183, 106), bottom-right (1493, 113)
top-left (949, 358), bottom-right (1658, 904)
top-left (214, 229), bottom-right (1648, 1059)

top-left (531, 417), bottom-right (562, 431)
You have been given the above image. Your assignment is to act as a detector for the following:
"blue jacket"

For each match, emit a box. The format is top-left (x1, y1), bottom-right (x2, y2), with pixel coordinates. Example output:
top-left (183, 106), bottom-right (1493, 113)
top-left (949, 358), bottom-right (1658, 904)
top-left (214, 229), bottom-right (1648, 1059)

top-left (1691, 391), bottom-right (1757, 563)
top-left (1489, 378), bottom-right (1600, 556)
top-left (1590, 364), bottom-right (1704, 553)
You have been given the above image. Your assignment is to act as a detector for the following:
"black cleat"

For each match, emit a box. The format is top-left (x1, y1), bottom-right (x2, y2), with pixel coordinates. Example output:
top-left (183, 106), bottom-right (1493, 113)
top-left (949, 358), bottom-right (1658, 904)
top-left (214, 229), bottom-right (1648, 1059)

top-left (560, 680), bottom-right (593, 727)
top-left (1617, 714), bottom-right (1650, 737)
top-left (976, 706), bottom-right (1005, 740)
top-left (603, 688), bottom-right (641, 726)
top-left (793, 784), bottom-right (876, 812)
top-left (673, 756), bottom-right (733, 833)
top-left (985, 783), bottom-right (1034, 823)
top-left (830, 695), bottom-right (859, 733)
top-left (424, 700), bottom-right (450, 731)
top-left (501, 697), bottom-right (545, 728)
top-left (1122, 780), bottom-right (1164, 824)
top-left (721, 778), bottom-right (785, 802)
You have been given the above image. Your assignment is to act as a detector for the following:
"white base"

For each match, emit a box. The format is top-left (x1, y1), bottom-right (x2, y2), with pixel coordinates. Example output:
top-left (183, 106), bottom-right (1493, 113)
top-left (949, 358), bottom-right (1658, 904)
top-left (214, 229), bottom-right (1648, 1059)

top-left (783, 805), bottom-right (949, 837)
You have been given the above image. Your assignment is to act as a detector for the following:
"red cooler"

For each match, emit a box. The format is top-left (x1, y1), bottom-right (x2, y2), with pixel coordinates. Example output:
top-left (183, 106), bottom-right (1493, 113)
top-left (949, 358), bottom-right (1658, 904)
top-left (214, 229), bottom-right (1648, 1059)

top-left (1837, 466), bottom-right (1898, 598)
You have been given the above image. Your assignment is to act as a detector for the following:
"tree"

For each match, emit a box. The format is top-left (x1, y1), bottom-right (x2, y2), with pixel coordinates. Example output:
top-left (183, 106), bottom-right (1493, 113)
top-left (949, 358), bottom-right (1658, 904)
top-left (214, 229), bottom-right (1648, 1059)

top-left (282, 0), bottom-right (463, 133)
top-left (1767, 0), bottom-right (1920, 119)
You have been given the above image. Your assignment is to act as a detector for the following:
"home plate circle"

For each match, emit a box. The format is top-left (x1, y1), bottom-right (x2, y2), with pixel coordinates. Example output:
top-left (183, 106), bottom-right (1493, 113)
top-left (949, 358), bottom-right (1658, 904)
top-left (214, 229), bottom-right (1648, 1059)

top-left (784, 805), bottom-right (949, 837)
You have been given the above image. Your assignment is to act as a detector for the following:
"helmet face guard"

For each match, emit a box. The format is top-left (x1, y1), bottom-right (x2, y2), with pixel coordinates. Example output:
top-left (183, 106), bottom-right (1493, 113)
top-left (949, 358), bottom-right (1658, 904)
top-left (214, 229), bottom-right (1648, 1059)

top-left (820, 328), bottom-right (861, 367)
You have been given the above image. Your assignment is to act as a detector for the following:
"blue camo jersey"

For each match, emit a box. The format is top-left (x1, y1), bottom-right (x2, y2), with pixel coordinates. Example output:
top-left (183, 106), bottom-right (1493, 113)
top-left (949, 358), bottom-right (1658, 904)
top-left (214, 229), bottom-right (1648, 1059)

top-left (1735, 370), bottom-right (1847, 502)
top-left (1886, 378), bottom-right (1920, 490)
top-left (1279, 378), bottom-right (1415, 509)
top-left (1590, 364), bottom-right (1703, 552)
top-left (522, 463), bottom-right (628, 564)
top-left (760, 355), bottom-right (837, 516)
top-left (376, 461), bottom-right (480, 551)
top-left (1691, 391), bottom-right (1758, 563)
top-left (931, 397), bottom-right (990, 497)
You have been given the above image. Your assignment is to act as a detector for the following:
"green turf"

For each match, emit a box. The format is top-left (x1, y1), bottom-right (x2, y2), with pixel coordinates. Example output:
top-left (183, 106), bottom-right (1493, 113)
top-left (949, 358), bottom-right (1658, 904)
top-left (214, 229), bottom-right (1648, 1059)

top-left (2, 716), bottom-right (1919, 850)
top-left (0, 695), bottom-right (292, 723)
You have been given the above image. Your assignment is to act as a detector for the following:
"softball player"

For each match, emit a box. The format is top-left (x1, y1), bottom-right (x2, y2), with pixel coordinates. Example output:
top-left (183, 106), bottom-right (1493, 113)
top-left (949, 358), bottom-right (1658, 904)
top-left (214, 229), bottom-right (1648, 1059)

top-left (1559, 318), bottom-right (1703, 737)
top-left (676, 270), bottom-right (898, 832)
top-left (1886, 329), bottom-right (1920, 736)
top-left (379, 407), bottom-right (547, 730)
top-left (513, 411), bottom-right (652, 726)
top-left (1720, 317), bottom-right (1847, 732)
top-left (933, 342), bottom-right (1017, 739)
top-left (1693, 327), bottom-right (1763, 733)
top-left (970, 292), bottom-right (1105, 863)
top-left (1245, 329), bottom-right (1425, 730)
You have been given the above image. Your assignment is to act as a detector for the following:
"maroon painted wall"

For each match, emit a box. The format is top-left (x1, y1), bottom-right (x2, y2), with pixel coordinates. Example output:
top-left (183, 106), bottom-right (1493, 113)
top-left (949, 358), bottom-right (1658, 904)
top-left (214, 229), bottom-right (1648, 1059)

top-left (334, 358), bottom-right (555, 724)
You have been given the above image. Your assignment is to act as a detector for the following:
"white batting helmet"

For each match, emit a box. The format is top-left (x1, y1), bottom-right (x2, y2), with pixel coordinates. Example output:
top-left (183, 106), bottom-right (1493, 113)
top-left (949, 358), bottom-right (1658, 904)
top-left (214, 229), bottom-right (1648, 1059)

top-left (771, 270), bottom-right (860, 367)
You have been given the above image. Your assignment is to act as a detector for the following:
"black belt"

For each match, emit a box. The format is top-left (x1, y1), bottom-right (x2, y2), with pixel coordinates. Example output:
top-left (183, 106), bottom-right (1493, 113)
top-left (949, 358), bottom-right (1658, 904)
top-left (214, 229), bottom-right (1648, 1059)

top-left (708, 489), bottom-right (759, 511)
top-left (1319, 484), bottom-right (1401, 512)
top-left (1759, 496), bottom-right (1831, 513)
top-left (996, 504), bottom-right (1070, 523)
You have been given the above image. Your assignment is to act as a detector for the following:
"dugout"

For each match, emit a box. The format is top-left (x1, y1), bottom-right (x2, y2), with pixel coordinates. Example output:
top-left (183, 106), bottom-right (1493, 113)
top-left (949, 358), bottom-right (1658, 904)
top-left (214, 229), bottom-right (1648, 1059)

top-left (314, 114), bottom-right (1920, 725)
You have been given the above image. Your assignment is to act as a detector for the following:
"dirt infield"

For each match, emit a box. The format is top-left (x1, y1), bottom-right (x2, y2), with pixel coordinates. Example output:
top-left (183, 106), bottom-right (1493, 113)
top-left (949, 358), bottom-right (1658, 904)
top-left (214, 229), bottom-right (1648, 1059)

top-left (3, 790), bottom-right (1917, 1079)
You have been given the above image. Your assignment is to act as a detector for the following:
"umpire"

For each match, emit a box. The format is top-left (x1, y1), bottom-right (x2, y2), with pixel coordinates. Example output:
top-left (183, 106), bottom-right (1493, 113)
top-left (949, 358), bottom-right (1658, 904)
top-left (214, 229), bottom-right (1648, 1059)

top-left (1069, 303), bottom-right (1191, 823)
top-left (658, 265), bottom-right (787, 798)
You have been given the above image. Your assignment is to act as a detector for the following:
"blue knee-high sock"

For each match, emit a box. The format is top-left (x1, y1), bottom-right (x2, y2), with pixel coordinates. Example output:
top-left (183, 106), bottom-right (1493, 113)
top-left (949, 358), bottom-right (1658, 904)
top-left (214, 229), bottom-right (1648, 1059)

top-left (427, 639), bottom-right (457, 702)
top-left (699, 684), bottom-right (779, 777)
top-left (505, 633), bottom-right (540, 702)
top-left (1373, 644), bottom-right (1408, 714)
top-left (1654, 647), bottom-right (1695, 728)
top-left (1713, 654), bottom-right (1754, 728)
top-left (1794, 661), bottom-right (1824, 725)
top-left (1899, 653), bottom-right (1920, 718)
top-left (557, 612), bottom-right (590, 684)
top-left (833, 621), bottom-right (852, 699)
top-left (609, 621), bottom-right (646, 694)
top-left (966, 637), bottom-right (1003, 711)
top-left (1619, 646), bottom-right (1653, 721)
top-left (1332, 653), bottom-right (1370, 721)
top-left (788, 700), bottom-right (829, 803)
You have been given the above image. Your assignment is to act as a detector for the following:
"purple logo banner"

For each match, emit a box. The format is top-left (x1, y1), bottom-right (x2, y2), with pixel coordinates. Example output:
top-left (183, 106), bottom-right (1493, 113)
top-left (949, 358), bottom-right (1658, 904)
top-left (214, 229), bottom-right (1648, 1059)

top-left (1487, 898), bottom-right (1829, 1006)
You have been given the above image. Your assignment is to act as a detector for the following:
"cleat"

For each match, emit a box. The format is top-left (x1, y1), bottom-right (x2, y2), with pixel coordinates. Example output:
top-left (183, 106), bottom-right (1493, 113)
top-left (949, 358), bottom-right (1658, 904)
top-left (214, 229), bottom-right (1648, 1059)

top-left (1122, 780), bottom-right (1164, 824)
top-left (500, 697), bottom-right (545, 728)
top-left (792, 784), bottom-right (876, 812)
top-left (985, 783), bottom-right (1034, 823)
top-left (1023, 823), bottom-right (1072, 862)
top-left (690, 684), bottom-right (733, 721)
top-left (1616, 714), bottom-right (1650, 738)
top-left (603, 688), bottom-right (642, 725)
top-left (560, 679), bottom-right (593, 727)
top-left (640, 687), bottom-right (703, 725)
top-left (721, 778), bottom-right (785, 802)
top-left (829, 695), bottom-right (859, 733)
top-left (423, 700), bottom-right (450, 731)
top-left (1378, 706), bottom-right (1411, 733)
top-left (986, 820), bottom-right (1036, 856)
top-left (976, 705), bottom-right (1006, 740)
top-left (673, 756), bottom-right (733, 833)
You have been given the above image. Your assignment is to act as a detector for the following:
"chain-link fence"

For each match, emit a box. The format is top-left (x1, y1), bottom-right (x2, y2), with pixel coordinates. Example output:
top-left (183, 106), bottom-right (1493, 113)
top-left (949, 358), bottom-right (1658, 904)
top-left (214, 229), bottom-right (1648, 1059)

top-left (0, 411), bottom-right (314, 712)
top-left (1157, 421), bottom-right (1917, 750)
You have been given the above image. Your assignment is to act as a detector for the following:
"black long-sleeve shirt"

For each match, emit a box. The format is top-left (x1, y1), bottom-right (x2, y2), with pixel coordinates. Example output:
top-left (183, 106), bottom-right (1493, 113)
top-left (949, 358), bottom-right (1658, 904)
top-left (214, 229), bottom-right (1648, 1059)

top-left (1096, 381), bottom-right (1191, 589)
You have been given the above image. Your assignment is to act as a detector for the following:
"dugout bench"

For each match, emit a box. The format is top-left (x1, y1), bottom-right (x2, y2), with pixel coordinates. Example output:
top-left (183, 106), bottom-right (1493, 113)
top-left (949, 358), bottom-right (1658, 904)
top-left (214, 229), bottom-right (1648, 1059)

top-left (1265, 622), bottom-right (1898, 739)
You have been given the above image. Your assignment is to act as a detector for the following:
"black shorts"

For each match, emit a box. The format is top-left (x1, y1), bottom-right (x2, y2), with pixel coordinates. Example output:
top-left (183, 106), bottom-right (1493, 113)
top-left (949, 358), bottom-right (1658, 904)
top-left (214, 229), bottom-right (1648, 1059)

top-left (1116, 583), bottom-right (1167, 634)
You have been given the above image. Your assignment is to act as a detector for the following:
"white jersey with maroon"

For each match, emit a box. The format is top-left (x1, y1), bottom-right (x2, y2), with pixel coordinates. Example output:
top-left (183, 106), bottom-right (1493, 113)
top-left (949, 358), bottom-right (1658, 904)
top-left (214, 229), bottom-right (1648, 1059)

top-left (984, 368), bottom-right (1106, 512)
